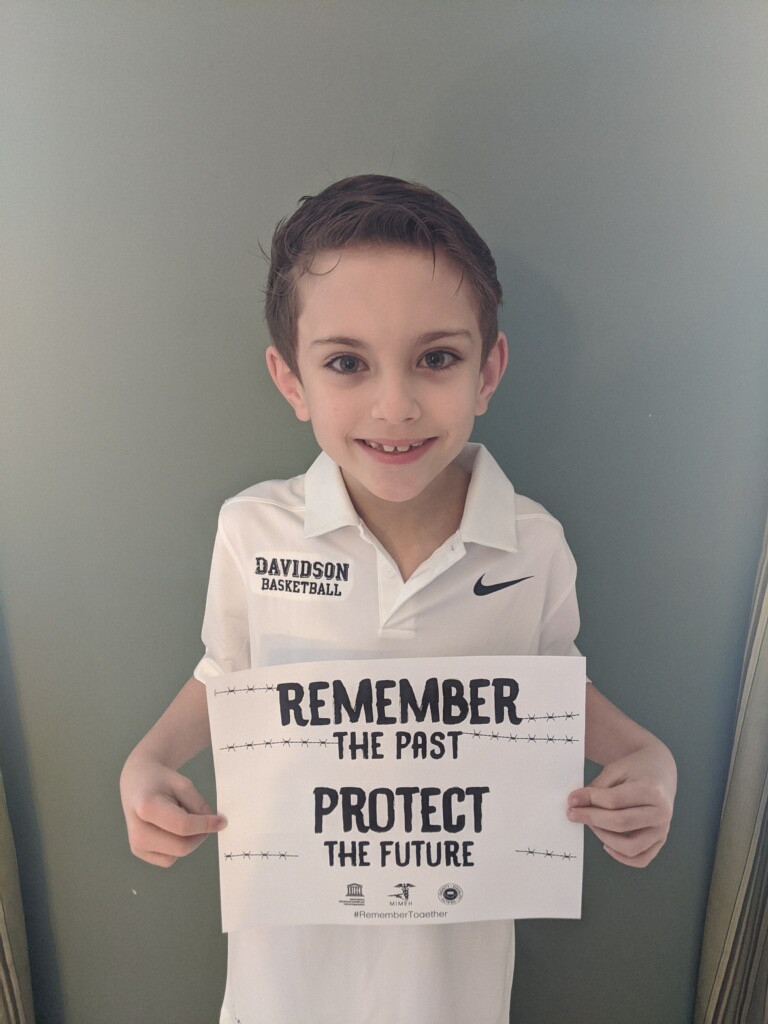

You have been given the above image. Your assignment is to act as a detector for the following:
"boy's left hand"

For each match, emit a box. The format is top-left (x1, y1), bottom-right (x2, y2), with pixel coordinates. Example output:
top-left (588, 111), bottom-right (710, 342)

top-left (566, 741), bottom-right (677, 868)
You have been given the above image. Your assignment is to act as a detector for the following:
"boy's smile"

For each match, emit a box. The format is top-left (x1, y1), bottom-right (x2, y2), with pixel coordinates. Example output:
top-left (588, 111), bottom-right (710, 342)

top-left (268, 245), bottom-right (506, 522)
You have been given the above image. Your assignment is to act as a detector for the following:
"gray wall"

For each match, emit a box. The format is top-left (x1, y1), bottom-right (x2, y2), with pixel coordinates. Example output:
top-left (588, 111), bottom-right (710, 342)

top-left (3, 3), bottom-right (767, 1022)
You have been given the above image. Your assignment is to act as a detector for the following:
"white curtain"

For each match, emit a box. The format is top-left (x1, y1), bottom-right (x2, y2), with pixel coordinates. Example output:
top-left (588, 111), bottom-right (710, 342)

top-left (696, 513), bottom-right (768, 1023)
top-left (0, 768), bottom-right (34, 1024)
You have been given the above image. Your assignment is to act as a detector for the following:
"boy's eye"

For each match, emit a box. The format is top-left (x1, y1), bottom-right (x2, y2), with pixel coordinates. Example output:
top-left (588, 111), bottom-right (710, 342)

top-left (421, 349), bottom-right (458, 370)
top-left (327, 354), bottom-right (365, 374)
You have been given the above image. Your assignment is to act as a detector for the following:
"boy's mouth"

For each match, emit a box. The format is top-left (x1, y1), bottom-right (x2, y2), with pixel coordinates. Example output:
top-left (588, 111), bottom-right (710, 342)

top-left (360, 439), bottom-right (429, 453)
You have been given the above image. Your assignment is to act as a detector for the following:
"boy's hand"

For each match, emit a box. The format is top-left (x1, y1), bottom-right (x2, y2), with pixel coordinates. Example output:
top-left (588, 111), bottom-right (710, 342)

top-left (120, 755), bottom-right (227, 868)
top-left (566, 741), bottom-right (676, 868)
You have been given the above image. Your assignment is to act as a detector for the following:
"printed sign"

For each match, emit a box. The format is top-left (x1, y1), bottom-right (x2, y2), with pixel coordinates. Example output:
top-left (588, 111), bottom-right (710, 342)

top-left (206, 655), bottom-right (585, 930)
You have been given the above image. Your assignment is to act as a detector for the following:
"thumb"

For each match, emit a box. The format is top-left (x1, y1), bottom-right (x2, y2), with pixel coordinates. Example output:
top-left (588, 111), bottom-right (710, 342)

top-left (568, 764), bottom-right (626, 806)
top-left (167, 775), bottom-right (227, 830)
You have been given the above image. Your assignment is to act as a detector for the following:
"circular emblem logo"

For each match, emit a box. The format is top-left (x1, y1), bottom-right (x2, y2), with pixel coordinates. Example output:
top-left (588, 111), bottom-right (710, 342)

top-left (438, 883), bottom-right (463, 905)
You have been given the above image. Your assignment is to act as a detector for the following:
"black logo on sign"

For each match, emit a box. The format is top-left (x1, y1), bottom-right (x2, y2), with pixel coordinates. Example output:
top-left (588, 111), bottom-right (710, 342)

top-left (389, 883), bottom-right (415, 902)
top-left (438, 883), bottom-right (464, 905)
top-left (339, 883), bottom-right (365, 906)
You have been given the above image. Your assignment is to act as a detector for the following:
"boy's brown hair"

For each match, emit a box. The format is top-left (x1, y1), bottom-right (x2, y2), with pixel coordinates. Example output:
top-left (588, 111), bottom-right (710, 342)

top-left (265, 174), bottom-right (503, 374)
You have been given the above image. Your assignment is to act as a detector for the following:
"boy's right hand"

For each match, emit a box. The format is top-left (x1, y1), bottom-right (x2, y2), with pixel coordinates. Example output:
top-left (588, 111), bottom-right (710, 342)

top-left (120, 754), bottom-right (227, 868)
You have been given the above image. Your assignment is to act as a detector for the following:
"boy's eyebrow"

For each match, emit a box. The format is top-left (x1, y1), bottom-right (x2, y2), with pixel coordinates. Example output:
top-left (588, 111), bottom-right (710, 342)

top-left (308, 329), bottom-right (476, 350)
top-left (416, 329), bottom-right (475, 346)
top-left (309, 336), bottom-right (367, 350)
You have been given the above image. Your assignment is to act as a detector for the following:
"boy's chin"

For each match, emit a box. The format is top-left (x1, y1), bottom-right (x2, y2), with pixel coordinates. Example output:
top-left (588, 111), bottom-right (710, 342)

top-left (344, 478), bottom-right (423, 507)
top-left (340, 462), bottom-right (464, 513)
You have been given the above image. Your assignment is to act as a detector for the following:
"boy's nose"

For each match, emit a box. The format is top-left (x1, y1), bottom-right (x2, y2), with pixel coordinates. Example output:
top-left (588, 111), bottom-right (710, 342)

top-left (371, 374), bottom-right (421, 423)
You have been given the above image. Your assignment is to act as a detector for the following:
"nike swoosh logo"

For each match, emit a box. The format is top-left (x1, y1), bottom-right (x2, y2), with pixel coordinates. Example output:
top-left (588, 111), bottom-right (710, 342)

top-left (473, 574), bottom-right (533, 596)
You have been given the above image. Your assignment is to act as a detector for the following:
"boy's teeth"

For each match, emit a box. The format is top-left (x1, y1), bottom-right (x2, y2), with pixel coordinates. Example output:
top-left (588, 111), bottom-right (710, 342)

top-left (366, 441), bottom-right (425, 453)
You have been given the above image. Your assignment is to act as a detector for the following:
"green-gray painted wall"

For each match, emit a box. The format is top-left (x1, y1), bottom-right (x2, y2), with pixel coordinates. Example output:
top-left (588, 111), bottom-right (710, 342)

top-left (2, 3), bottom-right (767, 1022)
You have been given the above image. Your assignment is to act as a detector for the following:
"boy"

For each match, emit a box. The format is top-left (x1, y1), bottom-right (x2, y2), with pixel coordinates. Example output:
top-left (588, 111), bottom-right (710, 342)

top-left (120, 174), bottom-right (676, 1024)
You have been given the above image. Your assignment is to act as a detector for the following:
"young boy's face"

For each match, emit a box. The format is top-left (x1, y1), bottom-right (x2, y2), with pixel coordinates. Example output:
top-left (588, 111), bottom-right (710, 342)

top-left (267, 245), bottom-right (506, 516)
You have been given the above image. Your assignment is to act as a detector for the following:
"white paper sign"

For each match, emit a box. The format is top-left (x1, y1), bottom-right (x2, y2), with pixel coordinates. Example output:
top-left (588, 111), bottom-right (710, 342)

top-left (206, 655), bottom-right (585, 930)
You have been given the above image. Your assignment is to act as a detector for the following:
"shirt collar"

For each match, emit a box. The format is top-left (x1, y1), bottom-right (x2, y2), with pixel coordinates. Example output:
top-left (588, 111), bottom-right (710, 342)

top-left (455, 443), bottom-right (519, 552)
top-left (303, 442), bottom-right (518, 552)
top-left (303, 451), bottom-right (361, 537)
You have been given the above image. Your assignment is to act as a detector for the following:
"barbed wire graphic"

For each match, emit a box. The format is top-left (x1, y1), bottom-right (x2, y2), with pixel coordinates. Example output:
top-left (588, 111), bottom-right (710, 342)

top-left (523, 711), bottom-right (580, 722)
top-left (515, 848), bottom-right (578, 861)
top-left (219, 731), bottom-right (580, 751)
top-left (461, 731), bottom-right (578, 744)
top-left (219, 737), bottom-right (335, 752)
top-left (224, 851), bottom-right (299, 861)
top-left (219, 710), bottom-right (582, 750)
top-left (213, 683), bottom-right (277, 696)
top-left (454, 711), bottom-right (581, 745)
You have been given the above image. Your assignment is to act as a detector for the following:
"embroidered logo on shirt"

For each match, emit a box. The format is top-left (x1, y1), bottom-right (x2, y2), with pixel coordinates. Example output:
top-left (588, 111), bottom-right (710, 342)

top-left (254, 554), bottom-right (351, 599)
top-left (473, 574), bottom-right (533, 596)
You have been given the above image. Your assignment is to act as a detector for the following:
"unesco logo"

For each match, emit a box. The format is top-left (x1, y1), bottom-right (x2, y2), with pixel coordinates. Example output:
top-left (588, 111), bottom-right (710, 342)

top-left (339, 883), bottom-right (365, 907)
top-left (438, 883), bottom-right (463, 905)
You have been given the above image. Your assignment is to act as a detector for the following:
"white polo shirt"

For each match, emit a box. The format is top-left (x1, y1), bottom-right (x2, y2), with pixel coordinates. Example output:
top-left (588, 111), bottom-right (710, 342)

top-left (194, 443), bottom-right (580, 1024)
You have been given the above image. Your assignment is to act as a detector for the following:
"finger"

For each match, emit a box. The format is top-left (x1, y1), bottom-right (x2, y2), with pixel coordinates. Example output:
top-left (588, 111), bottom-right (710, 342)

top-left (571, 772), bottom-right (674, 815)
top-left (568, 762), bottom-right (628, 802)
top-left (146, 835), bottom-right (208, 860)
top-left (137, 794), bottom-right (227, 838)
top-left (140, 850), bottom-right (178, 869)
top-left (568, 781), bottom-right (668, 813)
top-left (602, 837), bottom-right (666, 869)
top-left (128, 818), bottom-right (213, 861)
top-left (568, 782), bottom-right (645, 810)
top-left (170, 778), bottom-right (218, 818)
top-left (567, 802), bottom-right (667, 833)
top-left (588, 823), bottom-right (664, 858)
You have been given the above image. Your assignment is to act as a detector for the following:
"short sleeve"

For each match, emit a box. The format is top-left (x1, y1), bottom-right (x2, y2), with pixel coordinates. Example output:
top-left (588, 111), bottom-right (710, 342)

top-left (538, 530), bottom-right (581, 658)
top-left (193, 518), bottom-right (251, 684)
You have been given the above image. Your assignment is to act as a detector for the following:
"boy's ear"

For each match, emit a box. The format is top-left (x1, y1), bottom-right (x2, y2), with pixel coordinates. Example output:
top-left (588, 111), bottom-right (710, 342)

top-left (266, 346), bottom-right (311, 422)
top-left (475, 333), bottom-right (508, 415)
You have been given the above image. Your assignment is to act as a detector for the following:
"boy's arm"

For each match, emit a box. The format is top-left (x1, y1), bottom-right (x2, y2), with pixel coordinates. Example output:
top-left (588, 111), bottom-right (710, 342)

top-left (567, 683), bottom-right (676, 868)
top-left (120, 676), bottom-right (227, 868)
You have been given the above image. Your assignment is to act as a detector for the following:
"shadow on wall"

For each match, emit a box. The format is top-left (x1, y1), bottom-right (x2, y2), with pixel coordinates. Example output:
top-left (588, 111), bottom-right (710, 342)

top-left (472, 250), bottom-right (581, 501)
top-left (0, 607), bottom-right (65, 1023)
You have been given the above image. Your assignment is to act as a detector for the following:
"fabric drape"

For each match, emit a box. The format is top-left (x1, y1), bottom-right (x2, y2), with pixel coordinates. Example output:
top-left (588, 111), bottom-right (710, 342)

top-left (0, 767), bottom-right (34, 1024)
top-left (696, 514), bottom-right (768, 1023)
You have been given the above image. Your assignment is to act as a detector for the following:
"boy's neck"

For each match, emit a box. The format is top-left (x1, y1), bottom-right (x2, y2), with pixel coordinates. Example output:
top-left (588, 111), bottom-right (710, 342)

top-left (342, 461), bottom-right (471, 581)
